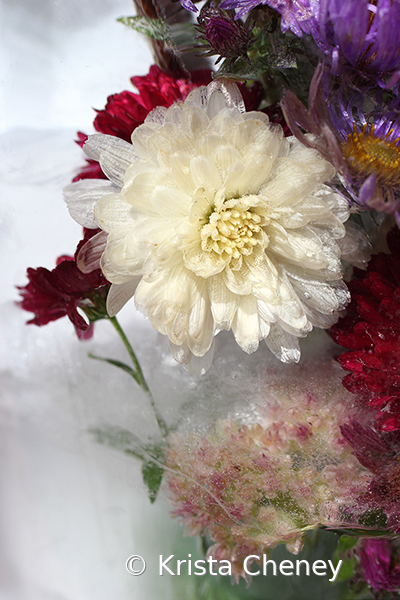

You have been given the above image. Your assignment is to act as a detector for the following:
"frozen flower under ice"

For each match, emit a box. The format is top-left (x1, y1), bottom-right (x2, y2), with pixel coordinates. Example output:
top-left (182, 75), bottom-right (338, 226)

top-left (164, 385), bottom-right (371, 582)
top-left (357, 538), bottom-right (400, 593)
top-left (330, 229), bottom-right (400, 432)
top-left (18, 230), bottom-right (109, 339)
top-left (219, 0), bottom-right (319, 37)
top-left (67, 80), bottom-right (366, 373)
top-left (315, 0), bottom-right (400, 86)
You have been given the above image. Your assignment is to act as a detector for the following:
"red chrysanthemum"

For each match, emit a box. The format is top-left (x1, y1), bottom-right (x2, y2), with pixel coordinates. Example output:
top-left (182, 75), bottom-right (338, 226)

top-left (340, 421), bottom-right (400, 532)
top-left (73, 65), bottom-right (264, 181)
top-left (357, 538), bottom-right (400, 593)
top-left (330, 228), bottom-right (400, 432)
top-left (18, 230), bottom-right (109, 339)
top-left (73, 66), bottom-right (212, 182)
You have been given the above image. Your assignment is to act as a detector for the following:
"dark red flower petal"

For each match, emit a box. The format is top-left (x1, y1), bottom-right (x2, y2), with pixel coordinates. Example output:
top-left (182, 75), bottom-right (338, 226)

top-left (331, 228), bottom-right (400, 431)
top-left (19, 234), bottom-right (110, 338)
top-left (73, 66), bottom-right (214, 182)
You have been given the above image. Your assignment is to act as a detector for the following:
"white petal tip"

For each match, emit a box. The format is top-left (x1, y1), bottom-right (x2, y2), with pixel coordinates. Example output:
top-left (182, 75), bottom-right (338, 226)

top-left (106, 279), bottom-right (140, 317)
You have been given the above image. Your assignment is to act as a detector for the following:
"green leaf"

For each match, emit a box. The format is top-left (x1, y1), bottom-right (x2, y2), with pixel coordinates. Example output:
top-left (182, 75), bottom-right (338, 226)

top-left (330, 535), bottom-right (359, 583)
top-left (214, 26), bottom-right (299, 79)
top-left (141, 445), bottom-right (164, 504)
top-left (334, 556), bottom-right (357, 583)
top-left (90, 429), bottom-right (166, 504)
top-left (335, 535), bottom-right (358, 554)
top-left (88, 353), bottom-right (141, 385)
top-left (214, 56), bottom-right (271, 81)
top-left (118, 16), bottom-right (171, 42)
top-left (323, 523), bottom-right (393, 538)
top-left (168, 23), bottom-right (199, 50)
top-left (358, 509), bottom-right (387, 529)
top-left (90, 426), bottom-right (146, 460)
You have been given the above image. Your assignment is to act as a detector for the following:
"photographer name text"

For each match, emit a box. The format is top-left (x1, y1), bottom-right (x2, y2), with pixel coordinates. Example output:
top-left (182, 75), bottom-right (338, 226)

top-left (126, 554), bottom-right (343, 581)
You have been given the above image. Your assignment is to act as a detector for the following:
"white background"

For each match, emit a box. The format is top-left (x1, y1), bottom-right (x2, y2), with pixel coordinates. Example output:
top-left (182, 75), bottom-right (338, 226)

top-left (0, 2), bottom-right (197, 598)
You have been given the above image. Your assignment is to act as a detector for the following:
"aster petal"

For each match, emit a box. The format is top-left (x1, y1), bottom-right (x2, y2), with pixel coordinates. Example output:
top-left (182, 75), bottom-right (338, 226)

top-left (358, 174), bottom-right (377, 206)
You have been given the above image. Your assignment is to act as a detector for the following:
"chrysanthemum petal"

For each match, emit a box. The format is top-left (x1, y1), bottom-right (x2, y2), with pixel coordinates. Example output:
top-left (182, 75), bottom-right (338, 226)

top-left (78, 80), bottom-right (368, 369)
top-left (106, 279), bottom-right (141, 317)
top-left (76, 230), bottom-right (108, 273)
top-left (65, 179), bottom-right (117, 228)
top-left (208, 275), bottom-right (238, 331)
top-left (169, 340), bottom-right (215, 375)
top-left (150, 186), bottom-right (192, 219)
top-left (231, 295), bottom-right (260, 353)
top-left (265, 324), bottom-right (301, 363)
top-left (84, 133), bottom-right (136, 162)
top-left (84, 135), bottom-right (138, 186)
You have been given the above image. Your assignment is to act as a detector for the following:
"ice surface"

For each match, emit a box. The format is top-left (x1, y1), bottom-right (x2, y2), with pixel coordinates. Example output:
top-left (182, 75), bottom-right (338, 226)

top-left (0, 3), bottom-right (359, 597)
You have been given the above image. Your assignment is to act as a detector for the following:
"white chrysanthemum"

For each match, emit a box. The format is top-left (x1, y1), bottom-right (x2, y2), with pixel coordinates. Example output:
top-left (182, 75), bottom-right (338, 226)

top-left (66, 81), bottom-right (367, 374)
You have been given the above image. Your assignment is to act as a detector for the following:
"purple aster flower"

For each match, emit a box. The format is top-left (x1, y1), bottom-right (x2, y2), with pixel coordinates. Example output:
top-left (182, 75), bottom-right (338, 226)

top-left (196, 4), bottom-right (252, 65)
top-left (178, 0), bottom-right (198, 13)
top-left (315, 0), bottom-right (400, 86)
top-left (219, 0), bottom-right (319, 37)
top-left (282, 65), bottom-right (400, 223)
top-left (358, 538), bottom-right (400, 593)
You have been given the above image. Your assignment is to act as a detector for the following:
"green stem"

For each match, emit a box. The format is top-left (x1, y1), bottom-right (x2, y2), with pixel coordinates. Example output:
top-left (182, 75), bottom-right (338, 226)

top-left (108, 316), bottom-right (168, 439)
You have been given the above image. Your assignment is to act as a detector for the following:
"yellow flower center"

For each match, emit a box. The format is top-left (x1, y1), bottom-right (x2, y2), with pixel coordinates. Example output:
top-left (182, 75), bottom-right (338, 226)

top-left (342, 124), bottom-right (400, 187)
top-left (201, 197), bottom-right (269, 267)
